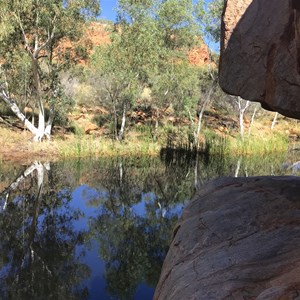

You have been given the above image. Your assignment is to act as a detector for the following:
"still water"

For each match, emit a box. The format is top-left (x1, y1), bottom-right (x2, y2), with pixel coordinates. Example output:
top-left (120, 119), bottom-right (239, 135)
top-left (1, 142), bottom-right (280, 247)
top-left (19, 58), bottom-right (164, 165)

top-left (0, 151), bottom-right (300, 299)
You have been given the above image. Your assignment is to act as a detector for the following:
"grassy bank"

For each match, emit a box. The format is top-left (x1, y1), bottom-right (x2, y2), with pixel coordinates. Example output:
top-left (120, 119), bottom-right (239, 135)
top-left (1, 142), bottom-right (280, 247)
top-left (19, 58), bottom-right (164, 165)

top-left (203, 130), bottom-right (289, 156)
top-left (0, 124), bottom-right (292, 164)
top-left (57, 135), bottom-right (160, 158)
top-left (0, 127), bottom-right (161, 163)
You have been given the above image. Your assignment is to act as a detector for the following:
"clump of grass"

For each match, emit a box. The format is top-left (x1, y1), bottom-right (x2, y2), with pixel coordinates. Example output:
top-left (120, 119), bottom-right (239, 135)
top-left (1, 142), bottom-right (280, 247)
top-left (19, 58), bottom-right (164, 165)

top-left (0, 127), bottom-right (27, 145)
top-left (230, 133), bottom-right (289, 155)
top-left (201, 129), bottom-right (289, 157)
top-left (132, 124), bottom-right (154, 142)
top-left (203, 129), bottom-right (229, 156)
top-left (58, 136), bottom-right (99, 158)
top-left (57, 135), bottom-right (160, 158)
top-left (68, 121), bottom-right (85, 135)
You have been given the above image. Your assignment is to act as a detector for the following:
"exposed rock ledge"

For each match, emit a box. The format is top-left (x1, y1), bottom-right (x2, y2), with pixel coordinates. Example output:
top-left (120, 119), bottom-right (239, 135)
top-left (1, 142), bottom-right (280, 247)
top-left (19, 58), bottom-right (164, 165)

top-left (219, 0), bottom-right (300, 119)
top-left (154, 176), bottom-right (300, 299)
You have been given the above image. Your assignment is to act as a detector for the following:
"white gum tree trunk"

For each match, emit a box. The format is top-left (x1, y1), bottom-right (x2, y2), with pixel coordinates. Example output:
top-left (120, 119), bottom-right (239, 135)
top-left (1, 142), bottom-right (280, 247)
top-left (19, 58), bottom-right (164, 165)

top-left (248, 106), bottom-right (258, 138)
top-left (196, 87), bottom-right (213, 149)
top-left (0, 88), bottom-right (39, 136)
top-left (271, 112), bottom-right (278, 130)
top-left (3, 11), bottom-right (56, 142)
top-left (236, 97), bottom-right (251, 140)
top-left (0, 87), bottom-right (52, 141)
top-left (118, 103), bottom-right (127, 141)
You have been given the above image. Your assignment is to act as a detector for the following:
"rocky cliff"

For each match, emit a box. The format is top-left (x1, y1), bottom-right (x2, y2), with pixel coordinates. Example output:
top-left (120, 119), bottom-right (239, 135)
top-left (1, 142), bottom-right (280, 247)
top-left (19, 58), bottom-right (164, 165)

top-left (219, 0), bottom-right (300, 119)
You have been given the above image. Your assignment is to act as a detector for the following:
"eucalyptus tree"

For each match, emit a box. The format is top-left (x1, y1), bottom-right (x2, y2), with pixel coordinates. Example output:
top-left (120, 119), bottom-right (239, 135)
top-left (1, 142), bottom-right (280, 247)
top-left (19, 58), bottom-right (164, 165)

top-left (90, 0), bottom-right (207, 141)
top-left (90, 42), bottom-right (145, 141)
top-left (146, 0), bottom-right (223, 146)
top-left (90, 0), bottom-right (162, 141)
top-left (195, 0), bottom-right (223, 47)
top-left (0, 0), bottom-right (100, 141)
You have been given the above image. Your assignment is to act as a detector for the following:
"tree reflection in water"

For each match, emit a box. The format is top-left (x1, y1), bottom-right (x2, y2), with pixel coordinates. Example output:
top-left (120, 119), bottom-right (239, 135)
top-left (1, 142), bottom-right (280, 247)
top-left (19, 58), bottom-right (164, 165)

top-left (83, 158), bottom-right (189, 299)
top-left (0, 162), bottom-right (90, 299)
top-left (0, 153), bottom-right (296, 299)
top-left (88, 200), bottom-right (179, 300)
top-left (0, 158), bottom-right (191, 300)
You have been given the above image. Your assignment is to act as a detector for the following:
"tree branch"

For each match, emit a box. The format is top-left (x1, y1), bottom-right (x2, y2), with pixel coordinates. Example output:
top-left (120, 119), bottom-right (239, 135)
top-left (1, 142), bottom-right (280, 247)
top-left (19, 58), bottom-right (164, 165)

top-left (13, 12), bottom-right (34, 59)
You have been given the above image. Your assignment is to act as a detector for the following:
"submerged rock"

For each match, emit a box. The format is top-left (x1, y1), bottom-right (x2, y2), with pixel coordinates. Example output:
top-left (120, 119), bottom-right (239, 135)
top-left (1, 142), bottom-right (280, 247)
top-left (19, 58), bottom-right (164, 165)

top-left (219, 0), bottom-right (300, 119)
top-left (154, 176), bottom-right (300, 299)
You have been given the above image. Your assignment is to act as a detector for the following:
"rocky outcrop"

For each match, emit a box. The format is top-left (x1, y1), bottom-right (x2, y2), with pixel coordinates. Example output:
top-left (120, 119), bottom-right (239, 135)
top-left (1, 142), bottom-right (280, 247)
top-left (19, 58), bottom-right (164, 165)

top-left (188, 43), bottom-right (211, 67)
top-left (84, 122), bottom-right (98, 134)
top-left (219, 0), bottom-right (300, 119)
top-left (154, 176), bottom-right (300, 299)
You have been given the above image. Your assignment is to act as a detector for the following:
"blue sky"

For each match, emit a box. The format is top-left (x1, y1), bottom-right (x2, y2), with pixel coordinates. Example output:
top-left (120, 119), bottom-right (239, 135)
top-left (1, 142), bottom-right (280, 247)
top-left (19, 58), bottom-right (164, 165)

top-left (99, 0), bottom-right (213, 22)
top-left (100, 0), bottom-right (118, 21)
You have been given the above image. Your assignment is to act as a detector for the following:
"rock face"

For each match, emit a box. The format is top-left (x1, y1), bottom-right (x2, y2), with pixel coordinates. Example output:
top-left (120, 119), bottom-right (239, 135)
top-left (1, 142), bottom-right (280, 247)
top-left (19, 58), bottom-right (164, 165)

top-left (188, 44), bottom-right (211, 67)
top-left (154, 176), bottom-right (300, 299)
top-left (219, 0), bottom-right (300, 119)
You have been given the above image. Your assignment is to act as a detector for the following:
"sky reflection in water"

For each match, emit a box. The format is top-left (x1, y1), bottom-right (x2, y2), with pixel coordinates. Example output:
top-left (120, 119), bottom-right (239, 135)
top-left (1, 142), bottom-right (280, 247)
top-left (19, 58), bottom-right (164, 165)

top-left (71, 184), bottom-right (184, 299)
top-left (0, 153), bottom-right (300, 299)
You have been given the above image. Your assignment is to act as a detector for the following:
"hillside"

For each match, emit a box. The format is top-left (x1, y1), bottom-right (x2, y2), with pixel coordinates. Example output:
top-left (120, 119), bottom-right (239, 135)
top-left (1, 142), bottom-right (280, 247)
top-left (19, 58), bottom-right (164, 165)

top-left (59, 21), bottom-right (212, 66)
top-left (0, 21), bottom-right (296, 163)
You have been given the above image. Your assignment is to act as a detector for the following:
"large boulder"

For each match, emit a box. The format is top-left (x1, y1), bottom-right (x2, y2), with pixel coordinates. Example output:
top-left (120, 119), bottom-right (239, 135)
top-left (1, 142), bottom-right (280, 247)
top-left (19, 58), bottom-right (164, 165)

top-left (219, 0), bottom-right (300, 119)
top-left (154, 176), bottom-right (300, 299)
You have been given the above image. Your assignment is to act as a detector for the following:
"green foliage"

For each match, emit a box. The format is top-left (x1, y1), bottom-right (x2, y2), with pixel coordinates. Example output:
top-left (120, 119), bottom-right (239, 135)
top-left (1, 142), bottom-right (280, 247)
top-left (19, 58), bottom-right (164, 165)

top-left (0, 0), bottom-right (100, 135)
top-left (88, 0), bottom-right (210, 141)
top-left (0, 49), bottom-right (32, 108)
top-left (157, 0), bottom-right (198, 49)
top-left (90, 43), bottom-right (143, 139)
top-left (0, 0), bottom-right (100, 60)
top-left (75, 45), bottom-right (89, 60)
top-left (151, 61), bottom-right (200, 116)
top-left (195, 0), bottom-right (223, 43)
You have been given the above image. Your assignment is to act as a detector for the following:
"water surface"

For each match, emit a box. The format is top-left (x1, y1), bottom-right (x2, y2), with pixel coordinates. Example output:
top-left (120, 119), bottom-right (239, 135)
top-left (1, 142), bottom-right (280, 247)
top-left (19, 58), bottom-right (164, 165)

top-left (0, 152), bottom-right (299, 299)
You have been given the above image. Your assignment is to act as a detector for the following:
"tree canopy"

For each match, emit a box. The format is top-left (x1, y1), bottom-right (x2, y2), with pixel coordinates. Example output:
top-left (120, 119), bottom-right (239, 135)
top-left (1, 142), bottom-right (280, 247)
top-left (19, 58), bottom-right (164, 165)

top-left (0, 0), bottom-right (100, 141)
top-left (88, 0), bottom-right (218, 141)
top-left (0, 0), bottom-right (227, 146)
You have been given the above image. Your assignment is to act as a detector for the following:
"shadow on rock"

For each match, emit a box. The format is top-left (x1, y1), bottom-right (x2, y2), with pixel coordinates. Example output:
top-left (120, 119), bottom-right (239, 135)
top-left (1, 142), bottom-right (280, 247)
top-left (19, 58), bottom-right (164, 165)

top-left (219, 0), bottom-right (300, 119)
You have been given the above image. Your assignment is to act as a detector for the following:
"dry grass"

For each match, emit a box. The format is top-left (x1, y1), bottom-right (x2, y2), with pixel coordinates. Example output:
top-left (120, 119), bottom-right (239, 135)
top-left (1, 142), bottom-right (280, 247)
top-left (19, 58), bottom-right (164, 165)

top-left (0, 108), bottom-right (296, 164)
top-left (0, 127), bottom-right (160, 163)
top-left (55, 134), bottom-right (160, 158)
top-left (0, 127), bottom-right (60, 163)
